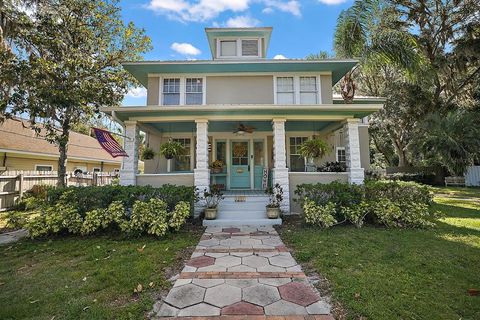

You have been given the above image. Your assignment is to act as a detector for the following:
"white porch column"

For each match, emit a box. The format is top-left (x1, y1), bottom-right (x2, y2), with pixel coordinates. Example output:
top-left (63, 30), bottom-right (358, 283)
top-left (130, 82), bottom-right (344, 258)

top-left (120, 120), bottom-right (139, 186)
top-left (272, 118), bottom-right (290, 213)
top-left (194, 120), bottom-right (210, 212)
top-left (344, 118), bottom-right (365, 184)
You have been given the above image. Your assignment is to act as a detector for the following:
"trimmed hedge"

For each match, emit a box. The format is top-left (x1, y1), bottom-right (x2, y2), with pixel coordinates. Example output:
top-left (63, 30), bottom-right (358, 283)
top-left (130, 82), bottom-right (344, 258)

top-left (295, 180), bottom-right (439, 228)
top-left (21, 185), bottom-right (197, 238)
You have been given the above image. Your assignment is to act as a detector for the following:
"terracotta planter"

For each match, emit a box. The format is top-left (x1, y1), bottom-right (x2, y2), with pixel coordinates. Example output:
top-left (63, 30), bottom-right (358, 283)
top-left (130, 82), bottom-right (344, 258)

top-left (266, 206), bottom-right (280, 219)
top-left (205, 207), bottom-right (217, 220)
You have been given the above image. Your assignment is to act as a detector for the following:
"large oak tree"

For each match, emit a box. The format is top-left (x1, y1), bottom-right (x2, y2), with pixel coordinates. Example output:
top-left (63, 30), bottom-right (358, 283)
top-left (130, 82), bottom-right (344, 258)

top-left (0, 0), bottom-right (151, 186)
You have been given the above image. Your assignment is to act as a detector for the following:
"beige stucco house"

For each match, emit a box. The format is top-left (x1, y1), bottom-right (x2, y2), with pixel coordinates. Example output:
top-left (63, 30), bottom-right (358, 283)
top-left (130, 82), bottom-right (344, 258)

top-left (0, 118), bottom-right (122, 173)
top-left (103, 27), bottom-right (383, 225)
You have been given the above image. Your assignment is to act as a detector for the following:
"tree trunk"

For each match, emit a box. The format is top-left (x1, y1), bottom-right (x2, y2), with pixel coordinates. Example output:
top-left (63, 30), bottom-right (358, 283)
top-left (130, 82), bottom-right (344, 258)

top-left (57, 121), bottom-right (70, 188)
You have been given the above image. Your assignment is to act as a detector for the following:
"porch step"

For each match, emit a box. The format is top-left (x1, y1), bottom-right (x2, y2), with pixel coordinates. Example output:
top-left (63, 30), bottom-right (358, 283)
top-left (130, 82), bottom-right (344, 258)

top-left (203, 218), bottom-right (282, 226)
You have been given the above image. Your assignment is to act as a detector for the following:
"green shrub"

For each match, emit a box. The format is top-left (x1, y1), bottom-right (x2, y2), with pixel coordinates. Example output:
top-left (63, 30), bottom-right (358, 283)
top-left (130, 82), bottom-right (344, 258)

top-left (303, 200), bottom-right (337, 228)
top-left (297, 180), bottom-right (438, 229)
top-left (25, 185), bottom-right (194, 238)
top-left (5, 211), bottom-right (28, 229)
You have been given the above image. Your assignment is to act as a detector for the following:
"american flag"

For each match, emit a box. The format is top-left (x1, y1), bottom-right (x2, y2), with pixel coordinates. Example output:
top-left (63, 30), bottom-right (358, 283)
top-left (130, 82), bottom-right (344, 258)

top-left (92, 128), bottom-right (128, 158)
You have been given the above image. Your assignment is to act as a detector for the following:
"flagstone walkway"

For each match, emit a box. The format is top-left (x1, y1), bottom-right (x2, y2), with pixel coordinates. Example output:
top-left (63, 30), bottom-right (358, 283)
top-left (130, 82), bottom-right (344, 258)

top-left (151, 226), bottom-right (333, 320)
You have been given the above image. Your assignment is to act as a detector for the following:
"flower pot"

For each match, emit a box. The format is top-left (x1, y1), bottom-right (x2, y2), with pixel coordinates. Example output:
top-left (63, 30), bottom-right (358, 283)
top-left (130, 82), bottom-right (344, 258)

top-left (211, 167), bottom-right (223, 174)
top-left (266, 206), bottom-right (280, 219)
top-left (205, 207), bottom-right (217, 220)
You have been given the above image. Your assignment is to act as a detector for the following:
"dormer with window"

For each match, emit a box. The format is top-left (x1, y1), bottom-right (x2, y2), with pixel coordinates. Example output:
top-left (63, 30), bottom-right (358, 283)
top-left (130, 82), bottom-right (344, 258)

top-left (206, 27), bottom-right (272, 60)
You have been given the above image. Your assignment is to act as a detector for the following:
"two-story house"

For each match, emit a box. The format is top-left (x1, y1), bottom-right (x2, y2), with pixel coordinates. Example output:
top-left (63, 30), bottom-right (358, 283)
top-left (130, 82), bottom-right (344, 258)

top-left (102, 27), bottom-right (383, 224)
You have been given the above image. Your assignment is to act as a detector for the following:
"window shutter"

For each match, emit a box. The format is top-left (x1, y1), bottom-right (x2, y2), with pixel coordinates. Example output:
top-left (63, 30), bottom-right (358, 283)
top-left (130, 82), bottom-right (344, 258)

top-left (242, 40), bottom-right (259, 56)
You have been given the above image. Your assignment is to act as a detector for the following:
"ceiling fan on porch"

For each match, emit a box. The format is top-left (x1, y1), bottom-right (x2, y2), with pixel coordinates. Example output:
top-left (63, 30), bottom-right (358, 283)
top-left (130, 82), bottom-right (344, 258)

top-left (233, 123), bottom-right (256, 135)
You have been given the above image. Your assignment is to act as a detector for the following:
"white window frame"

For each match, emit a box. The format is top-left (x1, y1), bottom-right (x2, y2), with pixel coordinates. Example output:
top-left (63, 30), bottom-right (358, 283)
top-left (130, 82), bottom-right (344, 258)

top-left (336, 147), bottom-right (346, 164)
top-left (216, 37), bottom-right (262, 59)
top-left (185, 77), bottom-right (204, 105)
top-left (93, 167), bottom-right (101, 173)
top-left (274, 75), bottom-right (322, 105)
top-left (287, 136), bottom-right (309, 172)
top-left (161, 78), bottom-right (181, 105)
top-left (159, 75), bottom-right (206, 106)
top-left (35, 164), bottom-right (53, 172)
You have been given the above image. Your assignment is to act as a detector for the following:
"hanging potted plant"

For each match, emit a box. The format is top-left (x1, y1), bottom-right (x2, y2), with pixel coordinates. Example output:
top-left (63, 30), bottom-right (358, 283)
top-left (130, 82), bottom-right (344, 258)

top-left (265, 183), bottom-right (283, 219)
top-left (160, 139), bottom-right (184, 160)
top-left (141, 147), bottom-right (155, 160)
top-left (210, 160), bottom-right (224, 174)
top-left (299, 138), bottom-right (330, 169)
top-left (203, 185), bottom-right (224, 220)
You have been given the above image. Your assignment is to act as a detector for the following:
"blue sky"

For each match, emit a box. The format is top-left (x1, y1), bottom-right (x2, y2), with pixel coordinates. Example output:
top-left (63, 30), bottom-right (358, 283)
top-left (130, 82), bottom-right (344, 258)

top-left (121, 0), bottom-right (353, 105)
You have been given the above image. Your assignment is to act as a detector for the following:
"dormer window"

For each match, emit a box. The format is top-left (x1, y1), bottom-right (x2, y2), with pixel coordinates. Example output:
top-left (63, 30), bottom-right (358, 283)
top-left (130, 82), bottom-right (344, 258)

top-left (217, 38), bottom-right (261, 59)
top-left (242, 39), bottom-right (259, 56)
top-left (220, 40), bottom-right (237, 57)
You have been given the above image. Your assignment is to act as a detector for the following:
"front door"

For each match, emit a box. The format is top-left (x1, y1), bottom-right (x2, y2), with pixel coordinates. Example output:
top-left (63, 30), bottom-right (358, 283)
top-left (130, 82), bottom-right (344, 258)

top-left (230, 140), bottom-right (250, 189)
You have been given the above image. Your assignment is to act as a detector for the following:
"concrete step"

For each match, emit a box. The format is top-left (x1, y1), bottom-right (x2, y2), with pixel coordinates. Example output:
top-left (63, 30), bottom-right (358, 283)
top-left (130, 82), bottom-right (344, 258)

top-left (217, 211), bottom-right (267, 219)
top-left (203, 218), bottom-right (282, 226)
top-left (218, 203), bottom-right (268, 211)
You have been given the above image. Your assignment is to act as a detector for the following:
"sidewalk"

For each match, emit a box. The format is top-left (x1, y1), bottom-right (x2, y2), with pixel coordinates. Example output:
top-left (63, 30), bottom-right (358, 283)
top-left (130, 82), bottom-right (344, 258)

top-left (151, 226), bottom-right (333, 319)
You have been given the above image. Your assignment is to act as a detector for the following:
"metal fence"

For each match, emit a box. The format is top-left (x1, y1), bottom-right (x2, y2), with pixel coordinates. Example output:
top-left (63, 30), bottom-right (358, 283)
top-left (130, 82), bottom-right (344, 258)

top-left (0, 171), bottom-right (118, 211)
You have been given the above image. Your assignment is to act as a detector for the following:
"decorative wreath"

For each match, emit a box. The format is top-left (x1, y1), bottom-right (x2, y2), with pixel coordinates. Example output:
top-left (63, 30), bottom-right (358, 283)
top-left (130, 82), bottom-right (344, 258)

top-left (233, 143), bottom-right (248, 157)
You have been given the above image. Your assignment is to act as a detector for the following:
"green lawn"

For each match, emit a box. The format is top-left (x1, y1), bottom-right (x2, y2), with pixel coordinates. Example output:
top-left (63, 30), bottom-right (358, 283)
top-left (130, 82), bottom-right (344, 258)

top-left (279, 187), bottom-right (480, 320)
top-left (0, 229), bottom-right (201, 320)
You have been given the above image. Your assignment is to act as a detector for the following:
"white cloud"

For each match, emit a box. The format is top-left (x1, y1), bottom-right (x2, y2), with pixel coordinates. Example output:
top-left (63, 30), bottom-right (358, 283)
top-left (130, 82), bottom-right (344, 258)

top-left (263, 0), bottom-right (301, 17)
top-left (273, 54), bottom-right (287, 59)
top-left (146, 0), bottom-right (250, 22)
top-left (126, 87), bottom-right (147, 98)
top-left (225, 15), bottom-right (260, 28)
top-left (145, 0), bottom-right (301, 22)
top-left (317, 0), bottom-right (348, 5)
top-left (171, 42), bottom-right (201, 56)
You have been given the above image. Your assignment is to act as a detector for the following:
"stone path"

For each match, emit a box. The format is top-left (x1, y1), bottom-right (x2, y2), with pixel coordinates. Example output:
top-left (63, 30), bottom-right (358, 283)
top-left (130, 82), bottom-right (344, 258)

top-left (151, 226), bottom-right (333, 320)
top-left (0, 229), bottom-right (28, 245)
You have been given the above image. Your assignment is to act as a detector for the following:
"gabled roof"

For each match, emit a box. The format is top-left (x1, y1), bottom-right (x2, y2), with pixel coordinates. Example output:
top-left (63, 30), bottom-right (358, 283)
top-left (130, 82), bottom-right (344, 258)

top-left (204, 27), bottom-right (273, 58)
top-left (123, 59), bottom-right (358, 87)
top-left (0, 118), bottom-right (121, 163)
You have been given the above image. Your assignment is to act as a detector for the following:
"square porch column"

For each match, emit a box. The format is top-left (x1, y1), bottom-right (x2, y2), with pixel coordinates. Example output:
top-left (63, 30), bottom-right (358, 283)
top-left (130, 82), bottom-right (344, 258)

top-left (120, 120), bottom-right (139, 186)
top-left (272, 118), bottom-right (290, 213)
top-left (194, 120), bottom-right (210, 213)
top-left (344, 118), bottom-right (365, 184)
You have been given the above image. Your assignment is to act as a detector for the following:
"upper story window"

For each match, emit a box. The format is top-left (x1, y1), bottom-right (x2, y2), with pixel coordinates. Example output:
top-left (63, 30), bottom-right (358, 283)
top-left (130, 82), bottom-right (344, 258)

top-left (300, 76), bottom-right (318, 104)
top-left (186, 78), bottom-right (203, 105)
top-left (276, 77), bottom-right (295, 104)
top-left (217, 38), bottom-right (261, 59)
top-left (242, 39), bottom-right (259, 56)
top-left (220, 40), bottom-right (237, 57)
top-left (275, 76), bottom-right (321, 105)
top-left (163, 78), bottom-right (180, 105)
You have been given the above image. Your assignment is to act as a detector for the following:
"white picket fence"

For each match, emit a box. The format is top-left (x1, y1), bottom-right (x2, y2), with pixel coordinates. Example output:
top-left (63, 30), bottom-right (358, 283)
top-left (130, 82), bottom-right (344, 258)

top-left (465, 166), bottom-right (480, 187)
top-left (0, 171), bottom-right (118, 211)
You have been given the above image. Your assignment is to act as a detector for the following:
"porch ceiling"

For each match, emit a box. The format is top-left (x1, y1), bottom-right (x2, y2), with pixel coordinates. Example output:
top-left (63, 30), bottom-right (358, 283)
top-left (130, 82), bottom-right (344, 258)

top-left (142, 120), bottom-right (338, 134)
top-left (105, 104), bottom-right (382, 122)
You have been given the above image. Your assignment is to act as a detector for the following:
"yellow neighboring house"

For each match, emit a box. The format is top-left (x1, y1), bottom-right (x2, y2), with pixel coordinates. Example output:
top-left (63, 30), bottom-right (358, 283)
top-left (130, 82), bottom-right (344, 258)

top-left (0, 118), bottom-right (122, 173)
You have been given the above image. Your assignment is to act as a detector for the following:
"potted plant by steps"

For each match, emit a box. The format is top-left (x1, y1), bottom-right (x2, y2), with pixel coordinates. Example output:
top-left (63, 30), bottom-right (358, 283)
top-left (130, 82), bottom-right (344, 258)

top-left (298, 138), bottom-right (330, 170)
top-left (160, 139), bottom-right (184, 172)
top-left (203, 185), bottom-right (224, 220)
top-left (141, 147), bottom-right (155, 161)
top-left (265, 183), bottom-right (283, 219)
top-left (210, 160), bottom-right (224, 174)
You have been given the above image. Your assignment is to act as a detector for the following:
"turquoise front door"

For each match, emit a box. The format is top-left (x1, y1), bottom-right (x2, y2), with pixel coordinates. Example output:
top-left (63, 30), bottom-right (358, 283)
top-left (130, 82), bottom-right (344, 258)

top-left (230, 141), bottom-right (250, 189)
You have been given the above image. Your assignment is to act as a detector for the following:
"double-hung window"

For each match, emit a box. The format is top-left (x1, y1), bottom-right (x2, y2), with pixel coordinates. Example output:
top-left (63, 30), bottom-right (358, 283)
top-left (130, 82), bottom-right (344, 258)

top-left (163, 78), bottom-right (180, 105)
top-left (300, 76), bottom-right (318, 104)
top-left (173, 138), bottom-right (191, 171)
top-left (185, 78), bottom-right (203, 105)
top-left (289, 137), bottom-right (308, 172)
top-left (336, 147), bottom-right (346, 164)
top-left (276, 77), bottom-right (295, 104)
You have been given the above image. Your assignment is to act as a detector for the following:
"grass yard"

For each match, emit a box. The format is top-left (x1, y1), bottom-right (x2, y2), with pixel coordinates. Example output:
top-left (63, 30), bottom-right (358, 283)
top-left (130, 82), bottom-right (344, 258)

top-left (0, 228), bottom-right (201, 320)
top-left (279, 187), bottom-right (480, 320)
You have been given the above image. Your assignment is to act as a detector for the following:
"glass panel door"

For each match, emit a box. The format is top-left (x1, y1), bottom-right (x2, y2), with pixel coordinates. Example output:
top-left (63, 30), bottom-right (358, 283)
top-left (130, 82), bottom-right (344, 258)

top-left (254, 141), bottom-right (265, 190)
top-left (230, 141), bottom-right (250, 189)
